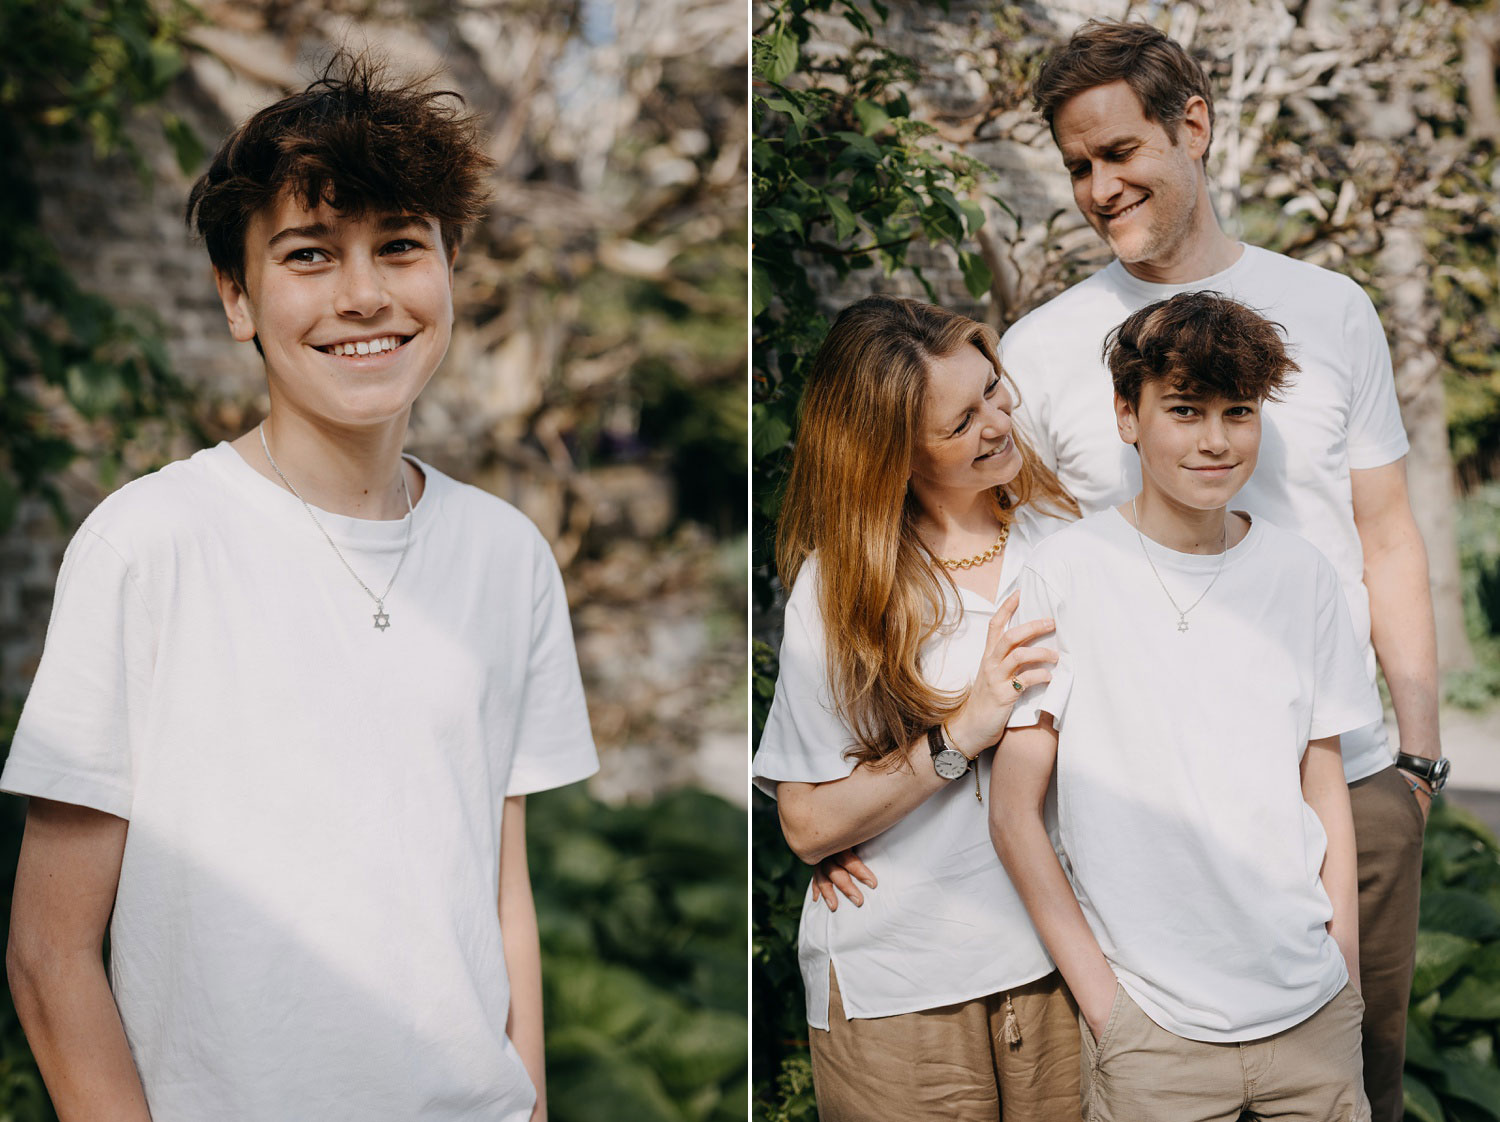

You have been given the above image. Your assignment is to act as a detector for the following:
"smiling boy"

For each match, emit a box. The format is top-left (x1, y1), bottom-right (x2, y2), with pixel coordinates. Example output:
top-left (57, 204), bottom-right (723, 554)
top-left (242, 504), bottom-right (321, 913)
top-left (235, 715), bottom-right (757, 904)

top-left (993, 293), bottom-right (1377, 1121)
top-left (2, 57), bottom-right (596, 1121)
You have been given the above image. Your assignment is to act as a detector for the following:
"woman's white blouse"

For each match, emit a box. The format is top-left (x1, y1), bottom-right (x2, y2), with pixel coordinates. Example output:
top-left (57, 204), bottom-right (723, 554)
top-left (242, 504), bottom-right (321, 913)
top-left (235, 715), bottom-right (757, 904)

top-left (752, 506), bottom-right (1067, 1028)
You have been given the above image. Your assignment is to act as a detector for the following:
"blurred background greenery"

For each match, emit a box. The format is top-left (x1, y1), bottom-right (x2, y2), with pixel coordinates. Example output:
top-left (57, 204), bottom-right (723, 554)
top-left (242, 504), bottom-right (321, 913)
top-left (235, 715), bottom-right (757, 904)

top-left (752, 1), bottom-right (1500, 1119)
top-left (0, 0), bottom-right (746, 1119)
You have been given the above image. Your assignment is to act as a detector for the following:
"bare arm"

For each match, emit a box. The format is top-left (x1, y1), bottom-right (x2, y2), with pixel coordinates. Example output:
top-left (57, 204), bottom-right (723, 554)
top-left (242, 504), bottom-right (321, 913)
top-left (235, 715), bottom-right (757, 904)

top-left (991, 717), bottom-right (1116, 1037)
top-left (498, 795), bottom-right (546, 1122)
top-left (776, 594), bottom-right (1056, 865)
top-left (7, 798), bottom-right (151, 1121)
top-left (1302, 735), bottom-right (1360, 987)
top-left (1351, 459), bottom-right (1439, 809)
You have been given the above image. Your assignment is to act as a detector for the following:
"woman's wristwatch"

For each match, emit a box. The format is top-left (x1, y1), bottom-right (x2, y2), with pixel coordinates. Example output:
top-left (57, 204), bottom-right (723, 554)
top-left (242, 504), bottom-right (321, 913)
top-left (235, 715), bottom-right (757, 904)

top-left (927, 725), bottom-right (974, 780)
top-left (1396, 752), bottom-right (1451, 792)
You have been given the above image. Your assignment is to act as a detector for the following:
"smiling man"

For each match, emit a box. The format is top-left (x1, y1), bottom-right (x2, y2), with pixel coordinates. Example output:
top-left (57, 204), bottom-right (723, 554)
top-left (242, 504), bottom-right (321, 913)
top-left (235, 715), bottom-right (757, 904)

top-left (997, 22), bottom-right (1442, 1119)
top-left (2, 56), bottom-right (596, 1122)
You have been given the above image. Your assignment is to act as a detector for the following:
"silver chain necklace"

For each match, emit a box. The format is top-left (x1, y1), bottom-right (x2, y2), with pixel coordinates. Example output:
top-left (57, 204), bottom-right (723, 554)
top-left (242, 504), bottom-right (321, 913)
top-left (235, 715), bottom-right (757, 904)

top-left (1130, 496), bottom-right (1228, 633)
top-left (259, 423), bottom-right (413, 632)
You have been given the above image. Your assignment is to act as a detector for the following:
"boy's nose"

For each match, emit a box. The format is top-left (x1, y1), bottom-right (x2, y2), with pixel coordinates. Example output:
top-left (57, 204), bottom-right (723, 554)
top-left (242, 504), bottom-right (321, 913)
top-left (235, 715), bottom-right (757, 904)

top-left (336, 259), bottom-right (390, 317)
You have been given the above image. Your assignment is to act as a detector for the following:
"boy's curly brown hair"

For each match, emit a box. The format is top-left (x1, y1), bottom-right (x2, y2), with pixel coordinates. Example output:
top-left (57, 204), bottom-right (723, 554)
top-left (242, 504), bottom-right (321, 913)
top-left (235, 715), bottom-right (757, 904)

top-left (1106, 291), bottom-right (1297, 407)
top-left (186, 50), bottom-right (493, 285)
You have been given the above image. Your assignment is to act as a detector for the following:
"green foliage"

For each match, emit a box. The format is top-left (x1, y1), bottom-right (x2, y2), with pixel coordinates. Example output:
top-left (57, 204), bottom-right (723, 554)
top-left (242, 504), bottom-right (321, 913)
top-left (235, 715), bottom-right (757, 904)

top-left (0, 0), bottom-right (198, 530)
top-left (1404, 801), bottom-right (1500, 1121)
top-left (1447, 483), bottom-right (1500, 709)
top-left (530, 785), bottom-right (747, 1122)
top-left (751, 0), bottom-right (992, 605)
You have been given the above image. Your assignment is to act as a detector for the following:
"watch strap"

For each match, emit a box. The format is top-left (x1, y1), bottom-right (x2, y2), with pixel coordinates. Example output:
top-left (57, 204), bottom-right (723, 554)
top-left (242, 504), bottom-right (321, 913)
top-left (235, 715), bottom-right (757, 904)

top-left (1396, 752), bottom-right (1449, 789)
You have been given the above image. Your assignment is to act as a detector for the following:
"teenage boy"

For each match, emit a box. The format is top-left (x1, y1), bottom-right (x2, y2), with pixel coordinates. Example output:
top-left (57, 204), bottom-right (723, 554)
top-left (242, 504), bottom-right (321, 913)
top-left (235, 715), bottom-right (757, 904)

top-left (997, 22), bottom-right (1440, 1119)
top-left (2, 57), bottom-right (596, 1121)
top-left (994, 291), bottom-right (1376, 1121)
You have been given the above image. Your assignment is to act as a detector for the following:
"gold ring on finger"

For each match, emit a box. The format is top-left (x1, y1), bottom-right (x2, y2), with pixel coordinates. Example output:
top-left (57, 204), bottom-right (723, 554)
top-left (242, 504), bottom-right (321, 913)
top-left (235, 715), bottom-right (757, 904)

top-left (1011, 678), bottom-right (1024, 692)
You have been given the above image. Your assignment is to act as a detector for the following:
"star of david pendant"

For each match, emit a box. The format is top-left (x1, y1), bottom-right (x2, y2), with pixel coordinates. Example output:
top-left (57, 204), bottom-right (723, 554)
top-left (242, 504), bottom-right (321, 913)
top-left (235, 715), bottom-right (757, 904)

top-left (1176, 616), bottom-right (1189, 633)
top-left (374, 609), bottom-right (391, 631)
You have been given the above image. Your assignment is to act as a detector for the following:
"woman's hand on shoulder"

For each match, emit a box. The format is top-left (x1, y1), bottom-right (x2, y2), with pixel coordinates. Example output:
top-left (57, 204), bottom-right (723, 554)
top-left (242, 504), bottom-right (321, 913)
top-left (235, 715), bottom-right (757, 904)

top-left (947, 591), bottom-right (1057, 754)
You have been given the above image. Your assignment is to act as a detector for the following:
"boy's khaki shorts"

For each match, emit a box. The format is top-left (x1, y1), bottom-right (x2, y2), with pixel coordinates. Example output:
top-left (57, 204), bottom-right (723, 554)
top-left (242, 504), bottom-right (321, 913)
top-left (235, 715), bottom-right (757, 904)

top-left (809, 965), bottom-right (1083, 1122)
top-left (1080, 982), bottom-right (1370, 1122)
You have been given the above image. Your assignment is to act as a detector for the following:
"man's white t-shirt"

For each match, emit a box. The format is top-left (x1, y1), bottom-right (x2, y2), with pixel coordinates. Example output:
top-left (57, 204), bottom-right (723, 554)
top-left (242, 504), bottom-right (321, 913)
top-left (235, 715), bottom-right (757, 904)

top-left (753, 506), bottom-right (1066, 1029)
top-left (1000, 246), bottom-right (1409, 781)
top-left (1009, 510), bottom-right (1383, 1042)
top-left (2, 443), bottom-right (598, 1121)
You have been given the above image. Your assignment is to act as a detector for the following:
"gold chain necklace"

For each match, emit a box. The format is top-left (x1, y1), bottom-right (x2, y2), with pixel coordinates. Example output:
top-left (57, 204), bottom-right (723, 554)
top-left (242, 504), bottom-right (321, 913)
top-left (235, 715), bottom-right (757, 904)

top-left (936, 521), bottom-right (1010, 570)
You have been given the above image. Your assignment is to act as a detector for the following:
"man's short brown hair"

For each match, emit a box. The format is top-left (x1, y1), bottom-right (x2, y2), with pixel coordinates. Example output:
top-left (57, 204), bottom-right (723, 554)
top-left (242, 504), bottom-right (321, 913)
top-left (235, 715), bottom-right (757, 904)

top-left (1033, 20), bottom-right (1216, 159)
top-left (186, 51), bottom-right (494, 286)
top-left (1106, 291), bottom-right (1296, 408)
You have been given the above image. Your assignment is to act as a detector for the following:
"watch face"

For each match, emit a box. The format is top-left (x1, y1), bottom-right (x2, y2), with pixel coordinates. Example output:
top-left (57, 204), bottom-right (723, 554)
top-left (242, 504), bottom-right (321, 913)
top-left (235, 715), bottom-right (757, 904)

top-left (1432, 757), bottom-right (1451, 789)
top-left (933, 749), bottom-right (969, 780)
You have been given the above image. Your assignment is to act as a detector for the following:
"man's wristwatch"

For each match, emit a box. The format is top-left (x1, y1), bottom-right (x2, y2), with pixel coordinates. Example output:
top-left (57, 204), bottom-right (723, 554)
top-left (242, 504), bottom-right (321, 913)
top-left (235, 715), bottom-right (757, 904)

top-left (928, 725), bottom-right (973, 780)
top-left (1396, 752), bottom-right (1451, 792)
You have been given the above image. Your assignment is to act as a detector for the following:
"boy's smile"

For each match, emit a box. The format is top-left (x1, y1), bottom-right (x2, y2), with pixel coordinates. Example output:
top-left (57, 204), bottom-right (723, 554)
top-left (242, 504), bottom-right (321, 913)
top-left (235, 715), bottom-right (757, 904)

top-left (216, 194), bottom-right (455, 431)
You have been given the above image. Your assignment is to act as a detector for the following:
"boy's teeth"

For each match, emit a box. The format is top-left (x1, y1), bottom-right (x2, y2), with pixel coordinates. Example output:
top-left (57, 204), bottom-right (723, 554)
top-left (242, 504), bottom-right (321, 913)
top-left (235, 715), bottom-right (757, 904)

top-left (327, 336), bottom-right (403, 356)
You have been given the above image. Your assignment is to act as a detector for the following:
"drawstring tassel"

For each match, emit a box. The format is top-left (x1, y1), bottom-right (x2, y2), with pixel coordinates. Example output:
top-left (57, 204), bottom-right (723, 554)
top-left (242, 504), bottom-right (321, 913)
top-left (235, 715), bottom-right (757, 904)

top-left (1002, 995), bottom-right (1021, 1046)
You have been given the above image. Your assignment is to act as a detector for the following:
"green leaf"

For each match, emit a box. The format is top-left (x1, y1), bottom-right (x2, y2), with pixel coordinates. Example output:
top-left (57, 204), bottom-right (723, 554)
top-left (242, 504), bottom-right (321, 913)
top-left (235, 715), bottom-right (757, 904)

top-left (853, 100), bottom-right (890, 136)
top-left (752, 406), bottom-right (792, 461)
top-left (764, 26), bottom-right (799, 84)
top-left (959, 199), bottom-right (986, 235)
top-left (763, 97), bottom-right (807, 134)
top-left (1437, 972), bottom-right (1500, 1020)
top-left (1437, 1050), bottom-right (1500, 1117)
top-left (1404, 1013), bottom-right (1444, 1072)
top-left (752, 264), bottom-right (773, 318)
top-left (1413, 931), bottom-right (1480, 996)
top-left (1402, 1072), bottom-right (1445, 1122)
top-left (1422, 889), bottom-right (1500, 940)
top-left (832, 131), bottom-right (881, 164)
top-left (958, 250), bottom-right (992, 299)
top-left (825, 194), bottom-right (858, 243)
top-left (162, 113), bottom-right (203, 175)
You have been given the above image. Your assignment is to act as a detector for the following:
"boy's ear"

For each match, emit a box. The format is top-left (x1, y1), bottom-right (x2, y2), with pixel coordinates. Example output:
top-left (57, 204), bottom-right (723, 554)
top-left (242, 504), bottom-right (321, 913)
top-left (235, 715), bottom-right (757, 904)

top-left (1114, 392), bottom-right (1139, 446)
top-left (213, 268), bottom-right (258, 344)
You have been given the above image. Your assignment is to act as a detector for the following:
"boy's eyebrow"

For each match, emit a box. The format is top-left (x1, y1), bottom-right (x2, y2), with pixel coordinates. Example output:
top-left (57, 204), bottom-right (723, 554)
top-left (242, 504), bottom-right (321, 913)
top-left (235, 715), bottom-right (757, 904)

top-left (265, 214), bottom-right (429, 250)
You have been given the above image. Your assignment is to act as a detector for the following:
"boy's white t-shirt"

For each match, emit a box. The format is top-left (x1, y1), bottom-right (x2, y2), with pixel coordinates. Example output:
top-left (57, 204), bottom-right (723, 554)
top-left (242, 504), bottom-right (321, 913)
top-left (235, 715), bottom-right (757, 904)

top-left (1000, 246), bottom-right (1409, 782)
top-left (753, 506), bottom-right (1065, 1029)
top-left (1, 443), bottom-right (598, 1121)
top-left (1009, 509), bottom-right (1382, 1043)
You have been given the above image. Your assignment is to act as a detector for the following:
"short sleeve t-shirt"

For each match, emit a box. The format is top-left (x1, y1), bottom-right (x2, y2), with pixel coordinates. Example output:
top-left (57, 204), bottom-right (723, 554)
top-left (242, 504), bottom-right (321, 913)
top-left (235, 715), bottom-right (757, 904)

top-left (1008, 511), bottom-right (1382, 1042)
top-left (2, 443), bottom-right (598, 1121)
top-left (752, 506), bottom-right (1066, 1029)
top-left (1000, 246), bottom-right (1408, 781)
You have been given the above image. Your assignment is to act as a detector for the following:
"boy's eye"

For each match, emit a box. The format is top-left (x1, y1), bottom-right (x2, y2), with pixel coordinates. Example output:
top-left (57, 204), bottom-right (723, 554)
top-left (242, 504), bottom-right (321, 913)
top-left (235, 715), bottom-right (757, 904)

top-left (286, 247), bottom-right (330, 264)
top-left (1227, 405), bottom-right (1255, 417)
top-left (383, 238), bottom-right (424, 254)
top-left (1170, 406), bottom-right (1197, 417)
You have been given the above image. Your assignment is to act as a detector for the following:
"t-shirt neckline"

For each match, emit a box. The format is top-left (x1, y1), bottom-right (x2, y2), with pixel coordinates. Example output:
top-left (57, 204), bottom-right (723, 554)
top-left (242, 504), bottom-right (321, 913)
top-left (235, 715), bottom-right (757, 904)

top-left (1106, 243), bottom-right (1255, 298)
top-left (1107, 506), bottom-right (1260, 573)
top-left (204, 441), bottom-right (440, 551)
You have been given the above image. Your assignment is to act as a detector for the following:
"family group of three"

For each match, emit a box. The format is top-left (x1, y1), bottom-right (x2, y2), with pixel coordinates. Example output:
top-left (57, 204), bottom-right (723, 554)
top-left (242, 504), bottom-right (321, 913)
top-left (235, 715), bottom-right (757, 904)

top-left (754, 21), bottom-right (1445, 1122)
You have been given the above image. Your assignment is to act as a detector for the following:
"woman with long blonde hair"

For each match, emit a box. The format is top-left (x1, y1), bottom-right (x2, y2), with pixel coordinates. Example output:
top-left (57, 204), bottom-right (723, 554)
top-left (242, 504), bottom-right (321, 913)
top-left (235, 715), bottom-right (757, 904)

top-left (752, 295), bottom-right (1082, 1120)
